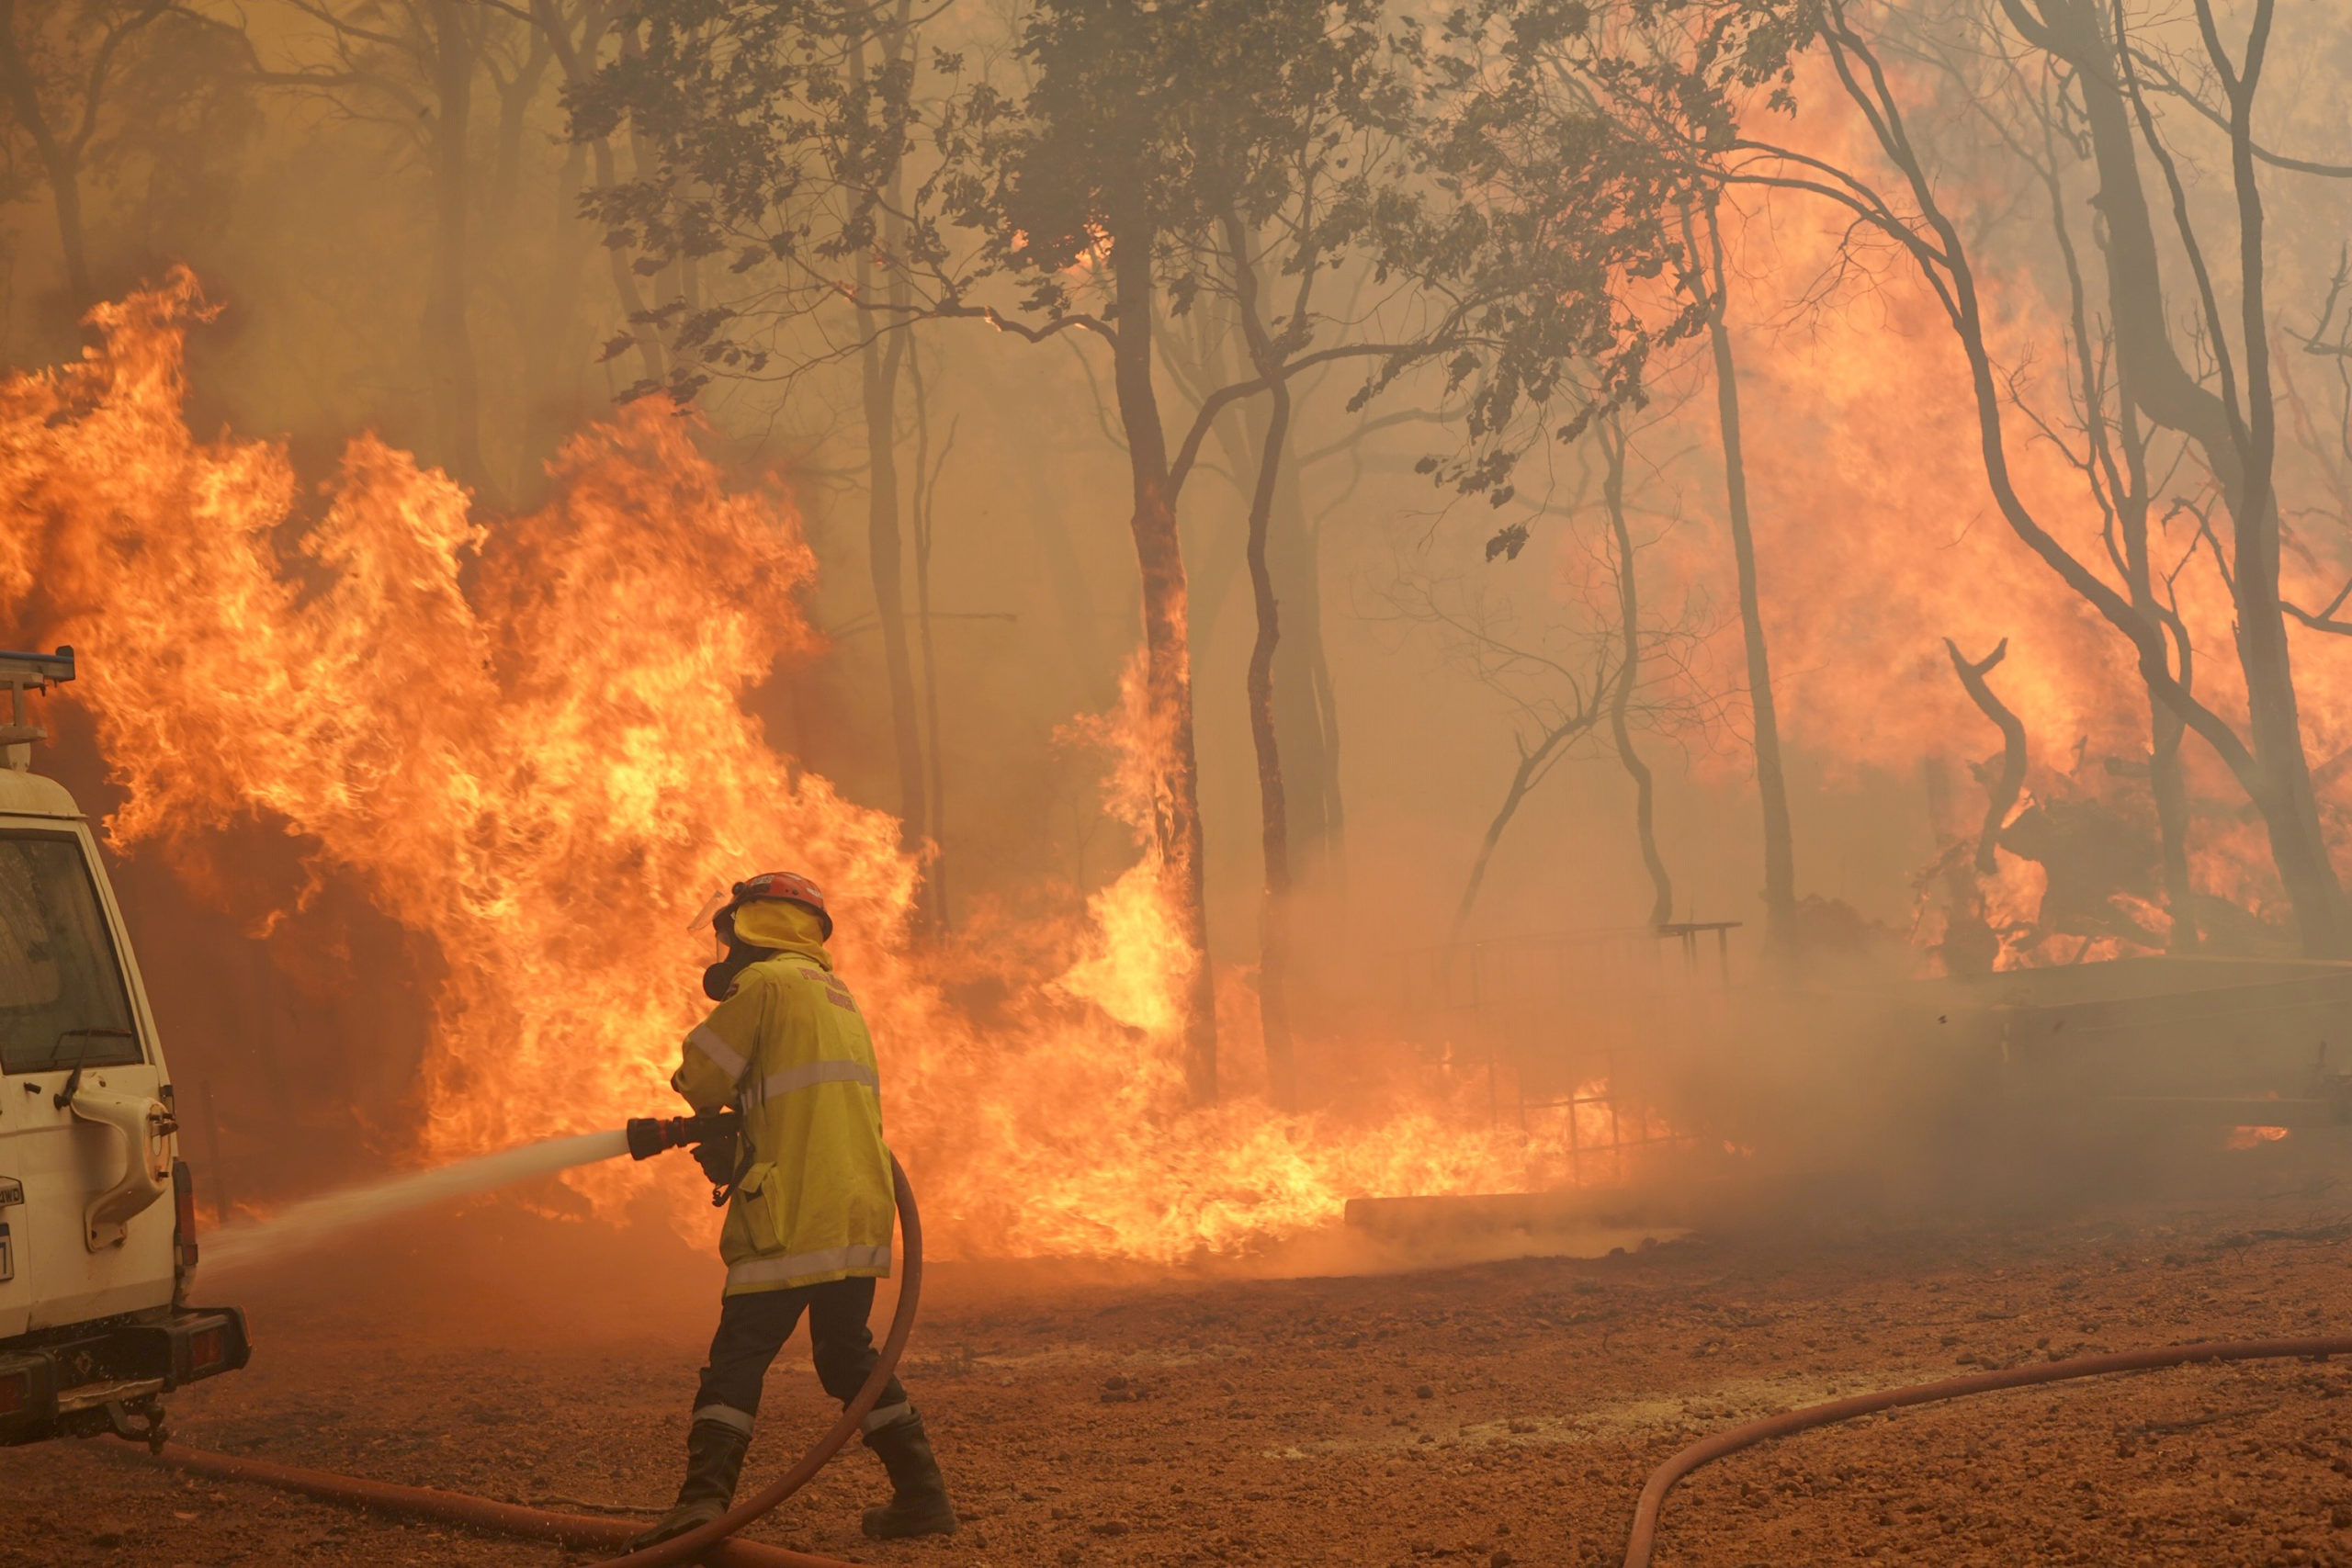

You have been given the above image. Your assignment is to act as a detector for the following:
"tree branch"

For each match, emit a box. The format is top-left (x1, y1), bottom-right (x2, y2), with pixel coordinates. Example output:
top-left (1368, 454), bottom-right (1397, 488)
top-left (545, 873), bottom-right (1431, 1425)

top-left (1945, 637), bottom-right (2028, 874)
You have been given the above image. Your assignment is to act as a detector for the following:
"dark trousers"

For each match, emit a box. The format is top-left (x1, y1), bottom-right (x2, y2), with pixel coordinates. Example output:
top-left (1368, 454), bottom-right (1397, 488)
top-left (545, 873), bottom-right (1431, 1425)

top-left (694, 1277), bottom-right (908, 1422)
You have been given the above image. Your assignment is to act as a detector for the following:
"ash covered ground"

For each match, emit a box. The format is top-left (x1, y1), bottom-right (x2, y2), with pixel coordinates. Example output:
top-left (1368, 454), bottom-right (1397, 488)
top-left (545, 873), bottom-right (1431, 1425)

top-left (9, 1145), bottom-right (2352, 1568)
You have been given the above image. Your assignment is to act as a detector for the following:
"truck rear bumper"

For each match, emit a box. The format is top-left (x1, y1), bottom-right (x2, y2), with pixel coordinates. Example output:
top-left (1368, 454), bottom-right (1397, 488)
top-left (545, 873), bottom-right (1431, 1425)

top-left (0, 1305), bottom-right (250, 1445)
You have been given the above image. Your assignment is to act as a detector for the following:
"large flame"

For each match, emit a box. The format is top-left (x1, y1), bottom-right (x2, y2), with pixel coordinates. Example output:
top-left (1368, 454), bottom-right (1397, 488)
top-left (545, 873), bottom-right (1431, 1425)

top-left (0, 272), bottom-right (1646, 1262)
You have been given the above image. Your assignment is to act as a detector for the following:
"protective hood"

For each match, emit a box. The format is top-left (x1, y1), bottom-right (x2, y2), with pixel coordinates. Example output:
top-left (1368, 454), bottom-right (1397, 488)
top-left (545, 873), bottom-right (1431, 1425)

top-left (730, 897), bottom-right (831, 962)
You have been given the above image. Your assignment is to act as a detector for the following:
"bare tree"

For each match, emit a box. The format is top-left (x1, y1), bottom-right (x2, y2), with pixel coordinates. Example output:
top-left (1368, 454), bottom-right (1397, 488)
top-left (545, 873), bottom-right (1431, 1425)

top-left (1457, 688), bottom-right (1612, 934)
top-left (2022, 63), bottom-right (2201, 947)
top-left (0, 0), bottom-right (164, 310)
top-left (1385, 431), bottom-right (1707, 940)
top-left (1599, 414), bottom-right (1674, 929)
top-left (846, 1), bottom-right (937, 925)
top-left (906, 344), bottom-right (957, 923)
top-left (2278, 250), bottom-right (2352, 568)
top-left (1600, 0), bottom-right (2352, 954)
top-left (1994, 0), bottom-right (2338, 948)
top-left (1904, 16), bottom-right (2211, 949)
top-left (252, 0), bottom-right (506, 490)
top-left (1154, 273), bottom-right (1355, 906)
top-left (1223, 209), bottom-right (1302, 1107)
top-left (529, 0), bottom-right (662, 389)
top-left (0, 0), bottom-right (248, 320)
top-left (1678, 193), bottom-right (1794, 949)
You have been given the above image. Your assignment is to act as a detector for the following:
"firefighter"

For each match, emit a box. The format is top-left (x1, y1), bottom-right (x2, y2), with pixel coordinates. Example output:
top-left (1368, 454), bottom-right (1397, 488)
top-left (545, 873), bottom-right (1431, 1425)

top-left (629, 872), bottom-right (957, 1549)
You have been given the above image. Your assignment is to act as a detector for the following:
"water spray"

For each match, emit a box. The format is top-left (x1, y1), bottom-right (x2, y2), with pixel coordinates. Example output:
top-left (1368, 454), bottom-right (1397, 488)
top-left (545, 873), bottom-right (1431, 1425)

top-left (203, 1113), bottom-right (743, 1273)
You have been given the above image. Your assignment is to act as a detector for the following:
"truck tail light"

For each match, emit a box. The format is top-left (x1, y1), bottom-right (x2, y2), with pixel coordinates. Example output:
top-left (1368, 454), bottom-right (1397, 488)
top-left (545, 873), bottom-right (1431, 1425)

top-left (172, 1159), bottom-right (198, 1303)
top-left (187, 1326), bottom-right (226, 1373)
top-left (0, 1371), bottom-right (27, 1416)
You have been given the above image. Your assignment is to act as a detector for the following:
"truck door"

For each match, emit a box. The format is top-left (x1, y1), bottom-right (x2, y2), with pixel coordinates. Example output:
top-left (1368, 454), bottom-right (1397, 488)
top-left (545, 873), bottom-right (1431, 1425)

top-left (0, 828), bottom-right (170, 1339)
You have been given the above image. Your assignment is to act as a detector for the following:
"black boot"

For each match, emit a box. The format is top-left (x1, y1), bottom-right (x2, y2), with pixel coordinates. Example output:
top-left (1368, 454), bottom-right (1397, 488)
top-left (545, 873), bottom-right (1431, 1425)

top-left (860, 1409), bottom-right (957, 1540)
top-left (626, 1418), bottom-right (752, 1552)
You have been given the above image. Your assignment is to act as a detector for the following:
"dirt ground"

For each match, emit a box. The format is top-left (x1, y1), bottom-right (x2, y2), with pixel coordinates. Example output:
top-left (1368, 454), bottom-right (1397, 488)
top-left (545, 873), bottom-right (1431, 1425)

top-left (8, 1142), bottom-right (2352, 1568)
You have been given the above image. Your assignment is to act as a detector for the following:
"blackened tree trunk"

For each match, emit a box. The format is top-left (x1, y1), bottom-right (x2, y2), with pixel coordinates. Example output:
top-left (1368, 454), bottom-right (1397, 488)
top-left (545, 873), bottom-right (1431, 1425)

top-left (1690, 197), bottom-right (1795, 948)
top-left (422, 0), bottom-right (491, 492)
top-left (908, 350), bottom-right (955, 926)
top-left (856, 307), bottom-right (931, 907)
top-left (1111, 220), bottom-right (1218, 1103)
top-left (2149, 633), bottom-right (2197, 947)
top-left (1226, 209), bottom-right (1295, 1111)
top-left (490, 20), bottom-right (570, 495)
top-left (1269, 443), bottom-right (1342, 888)
top-left (514, 136), bottom-right (594, 498)
top-left (1172, 297), bottom-right (1341, 898)
top-left (531, 0), bottom-right (663, 390)
top-left (1600, 418), bottom-right (1673, 928)
top-left (959, 348), bottom-right (1116, 701)
top-left (849, 157), bottom-right (929, 921)
top-left (2102, 335), bottom-right (2199, 944)
top-left (849, 10), bottom-right (935, 925)
top-left (0, 0), bottom-right (171, 316)
top-left (0, 4), bottom-right (90, 310)
top-left (2041, 126), bottom-right (2199, 948)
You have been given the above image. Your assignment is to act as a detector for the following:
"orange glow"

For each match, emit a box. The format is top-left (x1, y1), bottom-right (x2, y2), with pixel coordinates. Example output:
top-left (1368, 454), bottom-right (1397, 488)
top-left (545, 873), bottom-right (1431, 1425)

top-left (2224, 1125), bottom-right (2290, 1149)
top-left (0, 272), bottom-right (1670, 1263)
top-left (1629, 62), bottom-right (2352, 962)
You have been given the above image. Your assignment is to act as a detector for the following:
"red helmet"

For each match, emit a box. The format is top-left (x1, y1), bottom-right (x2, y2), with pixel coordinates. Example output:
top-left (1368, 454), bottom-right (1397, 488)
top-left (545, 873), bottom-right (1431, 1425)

top-left (721, 871), bottom-right (832, 939)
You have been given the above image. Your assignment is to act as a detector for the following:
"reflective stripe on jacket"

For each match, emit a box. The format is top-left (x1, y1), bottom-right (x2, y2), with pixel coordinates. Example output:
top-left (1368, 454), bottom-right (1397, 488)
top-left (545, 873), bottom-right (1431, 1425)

top-left (672, 944), bottom-right (894, 1295)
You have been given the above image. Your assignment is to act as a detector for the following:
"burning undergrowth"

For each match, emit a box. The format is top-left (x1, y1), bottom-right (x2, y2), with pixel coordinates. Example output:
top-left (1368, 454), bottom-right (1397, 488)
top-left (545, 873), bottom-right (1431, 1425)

top-left (0, 273), bottom-right (1663, 1265)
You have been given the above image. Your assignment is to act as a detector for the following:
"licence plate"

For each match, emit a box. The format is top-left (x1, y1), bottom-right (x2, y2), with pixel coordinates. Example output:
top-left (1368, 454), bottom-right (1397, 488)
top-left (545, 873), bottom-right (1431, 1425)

top-left (0, 1223), bottom-right (11, 1282)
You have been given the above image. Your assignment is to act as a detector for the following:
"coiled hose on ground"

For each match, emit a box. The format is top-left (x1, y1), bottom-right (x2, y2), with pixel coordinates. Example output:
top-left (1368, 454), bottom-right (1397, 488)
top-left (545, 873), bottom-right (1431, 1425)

top-left (1621, 1333), bottom-right (2352, 1567)
top-left (115, 1153), bottom-right (925, 1568)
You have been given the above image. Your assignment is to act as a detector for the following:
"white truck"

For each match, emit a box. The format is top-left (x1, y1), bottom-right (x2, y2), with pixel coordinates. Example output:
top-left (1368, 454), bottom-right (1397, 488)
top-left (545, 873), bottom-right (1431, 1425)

top-left (0, 647), bottom-right (247, 1449)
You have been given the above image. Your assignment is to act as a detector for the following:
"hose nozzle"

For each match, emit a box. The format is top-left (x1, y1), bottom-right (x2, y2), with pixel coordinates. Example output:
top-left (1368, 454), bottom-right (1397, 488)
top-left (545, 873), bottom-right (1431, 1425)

top-left (626, 1109), bottom-right (741, 1161)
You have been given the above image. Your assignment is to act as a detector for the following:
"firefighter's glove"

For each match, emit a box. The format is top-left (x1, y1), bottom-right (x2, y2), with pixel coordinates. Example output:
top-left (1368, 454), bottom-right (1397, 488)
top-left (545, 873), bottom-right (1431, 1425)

top-left (693, 1124), bottom-right (741, 1193)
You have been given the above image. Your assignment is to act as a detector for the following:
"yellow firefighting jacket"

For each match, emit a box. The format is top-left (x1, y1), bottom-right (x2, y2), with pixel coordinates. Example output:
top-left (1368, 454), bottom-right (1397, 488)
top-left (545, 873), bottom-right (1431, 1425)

top-left (671, 933), bottom-right (895, 1296)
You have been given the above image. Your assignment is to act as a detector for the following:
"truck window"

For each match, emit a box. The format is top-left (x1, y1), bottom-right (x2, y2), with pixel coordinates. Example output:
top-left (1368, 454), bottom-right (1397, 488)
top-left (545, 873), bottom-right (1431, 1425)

top-left (0, 832), bottom-right (140, 1074)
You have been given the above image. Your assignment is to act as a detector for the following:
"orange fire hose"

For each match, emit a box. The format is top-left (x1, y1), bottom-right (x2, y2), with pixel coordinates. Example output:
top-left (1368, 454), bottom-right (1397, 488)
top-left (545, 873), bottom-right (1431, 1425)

top-left (1622, 1333), bottom-right (2352, 1568)
top-left (117, 1153), bottom-right (925, 1568)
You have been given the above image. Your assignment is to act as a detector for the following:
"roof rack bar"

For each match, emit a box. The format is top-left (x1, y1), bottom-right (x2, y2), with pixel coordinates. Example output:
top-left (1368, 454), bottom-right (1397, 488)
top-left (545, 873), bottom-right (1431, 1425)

top-left (0, 645), bottom-right (74, 768)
